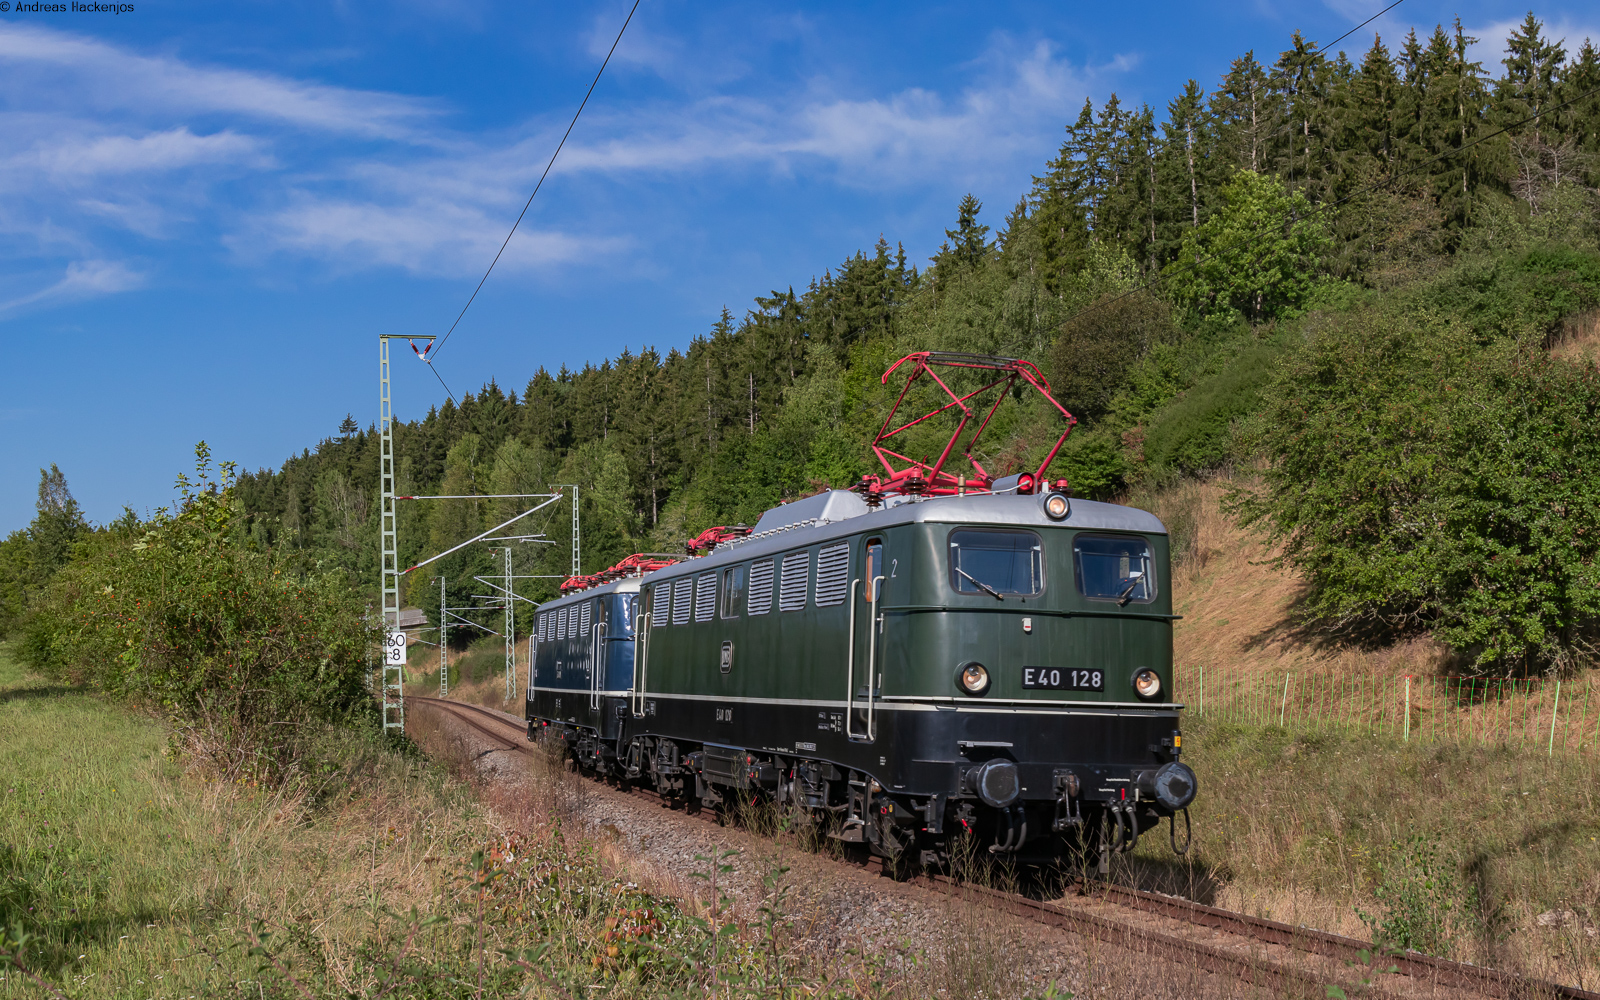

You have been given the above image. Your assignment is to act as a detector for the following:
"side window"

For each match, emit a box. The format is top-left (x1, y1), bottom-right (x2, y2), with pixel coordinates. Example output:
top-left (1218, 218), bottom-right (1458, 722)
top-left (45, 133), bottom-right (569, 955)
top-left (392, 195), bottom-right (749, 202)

top-left (672, 577), bottom-right (693, 625)
top-left (863, 539), bottom-right (884, 603)
top-left (1073, 534), bottom-right (1156, 603)
top-left (617, 594), bottom-right (635, 634)
top-left (720, 565), bottom-right (746, 619)
top-left (695, 573), bottom-right (717, 622)
top-left (779, 550), bottom-right (810, 612)
top-left (815, 542), bottom-right (849, 607)
top-left (748, 560), bottom-right (775, 615)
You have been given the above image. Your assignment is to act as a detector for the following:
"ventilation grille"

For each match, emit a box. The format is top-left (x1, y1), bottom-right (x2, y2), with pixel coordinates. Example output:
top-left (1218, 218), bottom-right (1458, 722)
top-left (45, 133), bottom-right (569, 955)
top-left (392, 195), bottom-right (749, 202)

top-left (748, 560), bottom-right (774, 615)
top-left (672, 577), bottom-right (693, 626)
top-left (580, 602), bottom-right (591, 637)
top-left (695, 574), bottom-right (717, 622)
top-left (814, 542), bottom-right (850, 607)
top-left (780, 551), bottom-right (810, 612)
top-left (558, 607), bottom-right (568, 640)
top-left (652, 584), bottom-right (668, 622)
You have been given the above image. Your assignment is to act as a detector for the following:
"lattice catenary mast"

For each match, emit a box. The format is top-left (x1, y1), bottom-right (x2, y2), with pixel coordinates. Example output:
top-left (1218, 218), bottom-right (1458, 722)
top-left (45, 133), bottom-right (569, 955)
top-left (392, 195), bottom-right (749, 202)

top-left (378, 334), bottom-right (434, 732)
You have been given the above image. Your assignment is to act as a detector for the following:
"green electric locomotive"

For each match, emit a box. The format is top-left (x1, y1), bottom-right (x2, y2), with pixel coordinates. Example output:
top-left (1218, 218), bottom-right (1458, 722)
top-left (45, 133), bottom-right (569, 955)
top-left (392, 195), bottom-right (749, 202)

top-left (527, 352), bottom-right (1196, 866)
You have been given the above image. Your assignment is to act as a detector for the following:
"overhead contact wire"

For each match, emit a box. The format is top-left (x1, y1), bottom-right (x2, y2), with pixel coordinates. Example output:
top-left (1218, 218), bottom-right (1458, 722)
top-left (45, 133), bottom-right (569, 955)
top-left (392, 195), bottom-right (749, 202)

top-left (432, 0), bottom-right (643, 362)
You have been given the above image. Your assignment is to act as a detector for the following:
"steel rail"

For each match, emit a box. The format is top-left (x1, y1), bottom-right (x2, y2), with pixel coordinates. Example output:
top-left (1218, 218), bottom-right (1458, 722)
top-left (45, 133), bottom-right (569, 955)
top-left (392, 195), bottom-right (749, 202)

top-left (406, 696), bottom-right (1600, 1000)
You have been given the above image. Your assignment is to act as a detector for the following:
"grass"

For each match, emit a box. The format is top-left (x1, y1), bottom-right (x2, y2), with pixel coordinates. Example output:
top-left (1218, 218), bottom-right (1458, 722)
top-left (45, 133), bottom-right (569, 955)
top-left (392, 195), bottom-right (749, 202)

top-left (0, 644), bottom-right (1088, 999)
top-left (0, 642), bottom-right (500, 998)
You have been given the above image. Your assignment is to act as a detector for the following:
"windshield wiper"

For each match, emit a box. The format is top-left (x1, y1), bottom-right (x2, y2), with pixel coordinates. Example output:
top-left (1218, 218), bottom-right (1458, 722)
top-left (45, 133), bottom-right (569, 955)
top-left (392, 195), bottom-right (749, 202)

top-left (954, 566), bottom-right (1004, 601)
top-left (1116, 578), bottom-right (1143, 607)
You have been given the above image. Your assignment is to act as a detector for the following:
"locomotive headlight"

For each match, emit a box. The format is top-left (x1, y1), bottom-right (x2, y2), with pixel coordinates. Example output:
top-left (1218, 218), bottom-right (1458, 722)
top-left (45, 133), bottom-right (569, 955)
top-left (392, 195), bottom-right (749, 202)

top-left (1043, 492), bottom-right (1070, 520)
top-left (958, 662), bottom-right (990, 696)
top-left (1132, 669), bottom-right (1162, 700)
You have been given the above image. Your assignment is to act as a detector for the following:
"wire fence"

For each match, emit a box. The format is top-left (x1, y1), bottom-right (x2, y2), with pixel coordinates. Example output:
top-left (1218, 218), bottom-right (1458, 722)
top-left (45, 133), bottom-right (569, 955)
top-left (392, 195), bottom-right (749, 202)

top-left (1180, 668), bottom-right (1600, 755)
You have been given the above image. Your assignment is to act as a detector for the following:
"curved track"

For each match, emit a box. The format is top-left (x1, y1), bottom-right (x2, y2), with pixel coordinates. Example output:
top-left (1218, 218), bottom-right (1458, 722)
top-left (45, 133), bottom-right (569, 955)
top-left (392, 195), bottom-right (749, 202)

top-left (409, 695), bottom-right (1600, 1000)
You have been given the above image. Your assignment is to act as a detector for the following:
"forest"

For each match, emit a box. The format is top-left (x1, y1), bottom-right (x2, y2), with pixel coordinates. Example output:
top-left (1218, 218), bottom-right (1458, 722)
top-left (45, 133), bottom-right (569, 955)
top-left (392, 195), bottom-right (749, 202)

top-left (8, 12), bottom-right (1600, 676)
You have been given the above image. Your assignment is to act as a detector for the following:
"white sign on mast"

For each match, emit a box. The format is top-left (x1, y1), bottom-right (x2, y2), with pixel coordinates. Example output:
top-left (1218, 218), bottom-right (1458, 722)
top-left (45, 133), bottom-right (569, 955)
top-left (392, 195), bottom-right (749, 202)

top-left (384, 630), bottom-right (408, 666)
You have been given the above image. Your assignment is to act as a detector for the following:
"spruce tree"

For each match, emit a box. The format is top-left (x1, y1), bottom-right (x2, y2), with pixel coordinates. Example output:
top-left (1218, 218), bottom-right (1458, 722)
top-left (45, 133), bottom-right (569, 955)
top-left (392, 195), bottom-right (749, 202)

top-left (1271, 32), bottom-right (1332, 197)
top-left (29, 465), bottom-right (87, 584)
top-left (1211, 51), bottom-right (1275, 172)
top-left (942, 194), bottom-right (993, 269)
top-left (1500, 12), bottom-right (1567, 144)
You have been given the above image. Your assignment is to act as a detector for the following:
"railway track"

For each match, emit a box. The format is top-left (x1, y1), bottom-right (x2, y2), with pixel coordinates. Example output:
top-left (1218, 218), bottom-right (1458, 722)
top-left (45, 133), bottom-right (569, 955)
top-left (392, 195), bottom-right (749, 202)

top-left (409, 695), bottom-right (1600, 1000)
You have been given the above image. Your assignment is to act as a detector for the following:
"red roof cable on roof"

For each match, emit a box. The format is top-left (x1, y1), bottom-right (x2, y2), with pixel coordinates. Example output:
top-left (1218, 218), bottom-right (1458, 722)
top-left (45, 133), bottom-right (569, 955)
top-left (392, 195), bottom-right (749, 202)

top-left (558, 552), bottom-right (684, 595)
top-left (685, 525), bottom-right (752, 556)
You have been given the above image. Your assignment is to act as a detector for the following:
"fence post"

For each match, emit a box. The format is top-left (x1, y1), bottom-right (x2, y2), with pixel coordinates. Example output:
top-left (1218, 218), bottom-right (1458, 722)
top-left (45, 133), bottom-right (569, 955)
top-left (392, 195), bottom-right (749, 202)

top-left (1280, 672), bottom-right (1291, 728)
top-left (1404, 676), bottom-right (1411, 742)
top-left (1549, 679), bottom-right (1562, 757)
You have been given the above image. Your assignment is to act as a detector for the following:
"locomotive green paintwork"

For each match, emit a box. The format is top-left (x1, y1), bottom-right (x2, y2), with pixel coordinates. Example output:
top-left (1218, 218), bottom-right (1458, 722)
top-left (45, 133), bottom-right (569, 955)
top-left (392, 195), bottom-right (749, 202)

top-left (639, 510), bottom-right (1173, 710)
top-left (529, 489), bottom-right (1194, 864)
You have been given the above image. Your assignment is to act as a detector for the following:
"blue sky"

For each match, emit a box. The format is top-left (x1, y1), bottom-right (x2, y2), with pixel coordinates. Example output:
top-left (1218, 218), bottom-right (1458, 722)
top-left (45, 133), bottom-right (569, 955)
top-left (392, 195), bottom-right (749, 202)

top-left (3, 0), bottom-right (1597, 532)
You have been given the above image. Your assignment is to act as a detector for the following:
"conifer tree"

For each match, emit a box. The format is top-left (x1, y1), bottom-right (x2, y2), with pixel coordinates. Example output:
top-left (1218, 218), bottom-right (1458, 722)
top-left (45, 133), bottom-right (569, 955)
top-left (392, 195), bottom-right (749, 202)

top-left (1500, 12), bottom-right (1567, 144)
top-left (1271, 33), bottom-right (1332, 197)
top-left (1211, 51), bottom-right (1275, 172)
top-left (942, 194), bottom-right (993, 269)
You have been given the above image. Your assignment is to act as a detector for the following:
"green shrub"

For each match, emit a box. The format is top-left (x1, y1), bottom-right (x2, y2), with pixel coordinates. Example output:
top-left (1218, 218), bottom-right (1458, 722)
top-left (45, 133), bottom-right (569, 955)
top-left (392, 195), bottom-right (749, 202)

top-left (1358, 835), bottom-right (1480, 959)
top-left (1236, 310), bottom-right (1600, 671)
top-left (1140, 340), bottom-right (1287, 474)
top-left (1050, 289), bottom-right (1179, 422)
top-left (1422, 244), bottom-right (1600, 343)
top-left (20, 444), bottom-right (378, 776)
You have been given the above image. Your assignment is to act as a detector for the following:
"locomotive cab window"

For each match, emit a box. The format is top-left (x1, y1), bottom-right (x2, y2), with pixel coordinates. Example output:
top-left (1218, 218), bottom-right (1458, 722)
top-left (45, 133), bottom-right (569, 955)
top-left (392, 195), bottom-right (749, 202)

top-left (1074, 534), bottom-right (1156, 604)
top-left (863, 539), bottom-right (884, 603)
top-left (948, 528), bottom-right (1043, 597)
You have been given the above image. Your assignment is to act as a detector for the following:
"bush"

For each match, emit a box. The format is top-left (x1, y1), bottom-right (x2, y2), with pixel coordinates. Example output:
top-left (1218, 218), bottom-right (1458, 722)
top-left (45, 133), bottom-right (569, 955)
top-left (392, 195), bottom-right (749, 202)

top-left (1358, 835), bottom-right (1480, 959)
top-left (1050, 289), bottom-right (1179, 422)
top-left (20, 444), bottom-right (378, 777)
top-left (1235, 310), bottom-right (1600, 672)
top-left (1424, 244), bottom-right (1600, 344)
top-left (1140, 339), bottom-right (1286, 474)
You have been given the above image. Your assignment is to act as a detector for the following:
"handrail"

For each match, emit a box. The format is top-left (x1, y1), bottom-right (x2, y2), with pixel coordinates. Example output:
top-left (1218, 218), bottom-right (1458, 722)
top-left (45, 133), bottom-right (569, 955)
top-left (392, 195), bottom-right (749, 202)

top-left (845, 578), bottom-right (860, 739)
top-left (867, 574), bottom-right (884, 741)
top-left (589, 620), bottom-right (606, 710)
top-left (849, 576), bottom-right (884, 742)
top-left (631, 609), bottom-right (651, 718)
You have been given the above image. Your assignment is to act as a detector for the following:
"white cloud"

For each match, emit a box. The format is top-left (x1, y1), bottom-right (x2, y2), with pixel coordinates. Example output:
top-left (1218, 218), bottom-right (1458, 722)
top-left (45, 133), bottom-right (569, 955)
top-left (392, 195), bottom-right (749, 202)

top-left (0, 23), bottom-right (438, 140)
top-left (18, 128), bottom-right (268, 178)
top-left (0, 20), bottom-right (1130, 284)
top-left (550, 38), bottom-right (1117, 185)
top-left (0, 259), bottom-right (144, 315)
top-left (247, 194), bottom-right (628, 277)
top-left (234, 35), bottom-right (1114, 273)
